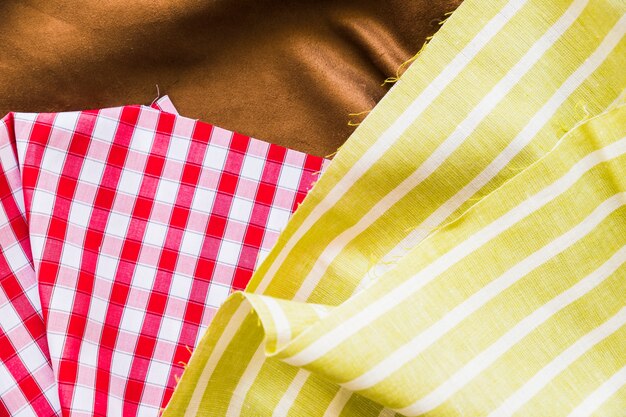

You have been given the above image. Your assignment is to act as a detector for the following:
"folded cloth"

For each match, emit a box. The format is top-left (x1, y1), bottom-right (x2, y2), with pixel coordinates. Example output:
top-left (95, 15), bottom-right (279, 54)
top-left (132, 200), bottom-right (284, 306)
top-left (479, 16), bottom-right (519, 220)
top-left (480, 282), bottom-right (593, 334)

top-left (164, 0), bottom-right (626, 416)
top-left (0, 98), bottom-right (327, 416)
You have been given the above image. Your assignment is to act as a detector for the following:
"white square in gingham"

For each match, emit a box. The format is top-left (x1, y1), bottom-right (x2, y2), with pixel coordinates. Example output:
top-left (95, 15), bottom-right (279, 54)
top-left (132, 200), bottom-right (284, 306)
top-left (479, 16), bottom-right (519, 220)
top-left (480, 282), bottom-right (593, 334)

top-left (217, 240), bottom-right (242, 266)
top-left (266, 207), bottom-right (291, 232)
top-left (0, 301), bottom-right (21, 331)
top-left (133, 265), bottom-right (158, 291)
top-left (277, 163), bottom-right (303, 190)
top-left (2, 243), bottom-right (29, 273)
top-left (96, 256), bottom-right (119, 282)
top-left (110, 350), bottom-right (133, 378)
top-left (72, 385), bottom-right (95, 413)
top-left (92, 113), bottom-right (119, 141)
top-left (229, 197), bottom-right (254, 223)
top-left (41, 147), bottom-right (68, 175)
top-left (241, 153), bottom-right (265, 180)
top-left (32, 189), bottom-right (55, 216)
top-left (158, 316), bottom-right (183, 344)
top-left (144, 221), bottom-right (168, 247)
top-left (145, 360), bottom-right (170, 386)
top-left (60, 243), bottom-right (82, 270)
top-left (190, 187), bottom-right (217, 215)
top-left (120, 307), bottom-right (143, 334)
top-left (51, 286), bottom-right (76, 312)
top-left (168, 135), bottom-right (191, 162)
top-left (53, 111), bottom-right (80, 133)
top-left (204, 143), bottom-right (228, 171)
top-left (69, 201), bottom-right (92, 227)
top-left (118, 169), bottom-right (144, 196)
top-left (155, 179), bottom-right (179, 205)
top-left (168, 273), bottom-right (193, 300)
top-left (206, 283), bottom-right (230, 308)
top-left (0, 363), bottom-right (15, 396)
top-left (130, 127), bottom-right (156, 154)
top-left (80, 158), bottom-right (106, 185)
top-left (180, 230), bottom-right (203, 256)
top-left (106, 211), bottom-right (132, 237)
top-left (77, 340), bottom-right (98, 368)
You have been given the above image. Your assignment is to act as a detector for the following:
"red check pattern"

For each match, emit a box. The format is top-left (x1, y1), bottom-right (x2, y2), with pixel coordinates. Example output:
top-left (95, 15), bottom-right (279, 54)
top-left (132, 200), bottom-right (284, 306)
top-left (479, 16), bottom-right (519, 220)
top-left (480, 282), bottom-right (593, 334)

top-left (0, 97), bottom-right (327, 417)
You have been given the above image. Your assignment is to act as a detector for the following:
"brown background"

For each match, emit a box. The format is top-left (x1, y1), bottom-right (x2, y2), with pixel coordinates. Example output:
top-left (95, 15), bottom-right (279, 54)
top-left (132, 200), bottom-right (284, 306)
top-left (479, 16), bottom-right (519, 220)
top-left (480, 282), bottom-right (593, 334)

top-left (0, 0), bottom-right (460, 156)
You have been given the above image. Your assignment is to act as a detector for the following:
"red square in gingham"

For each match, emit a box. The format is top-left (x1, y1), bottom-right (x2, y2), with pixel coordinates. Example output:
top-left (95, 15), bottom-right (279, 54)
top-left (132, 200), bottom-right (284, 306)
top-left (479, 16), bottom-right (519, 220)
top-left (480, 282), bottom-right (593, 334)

top-left (0, 97), bottom-right (327, 416)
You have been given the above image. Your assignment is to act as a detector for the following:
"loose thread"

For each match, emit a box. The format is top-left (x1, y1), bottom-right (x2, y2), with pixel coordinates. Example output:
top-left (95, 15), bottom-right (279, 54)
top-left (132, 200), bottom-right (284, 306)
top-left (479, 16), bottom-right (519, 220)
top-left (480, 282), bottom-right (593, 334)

top-left (324, 144), bottom-right (343, 160)
top-left (575, 100), bottom-right (591, 120)
top-left (361, 252), bottom-right (381, 288)
top-left (150, 84), bottom-right (161, 107)
top-left (347, 110), bottom-right (371, 127)
top-left (347, 27), bottom-right (437, 127)
top-left (381, 39), bottom-right (429, 87)
top-left (381, 8), bottom-right (455, 88)
top-left (438, 11), bottom-right (454, 26)
top-left (404, 224), bottom-right (445, 233)
top-left (347, 7), bottom-right (456, 127)
top-left (348, 110), bottom-right (371, 117)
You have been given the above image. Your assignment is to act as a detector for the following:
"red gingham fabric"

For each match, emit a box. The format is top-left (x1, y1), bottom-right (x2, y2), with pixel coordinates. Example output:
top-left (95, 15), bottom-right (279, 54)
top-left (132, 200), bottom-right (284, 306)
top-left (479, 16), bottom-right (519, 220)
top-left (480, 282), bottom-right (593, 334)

top-left (0, 98), bottom-right (327, 417)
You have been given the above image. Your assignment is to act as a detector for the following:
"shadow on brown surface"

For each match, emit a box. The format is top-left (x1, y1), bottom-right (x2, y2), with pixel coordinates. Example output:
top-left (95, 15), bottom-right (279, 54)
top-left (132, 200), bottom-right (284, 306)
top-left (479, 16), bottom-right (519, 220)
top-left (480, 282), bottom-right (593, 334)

top-left (0, 0), bottom-right (460, 156)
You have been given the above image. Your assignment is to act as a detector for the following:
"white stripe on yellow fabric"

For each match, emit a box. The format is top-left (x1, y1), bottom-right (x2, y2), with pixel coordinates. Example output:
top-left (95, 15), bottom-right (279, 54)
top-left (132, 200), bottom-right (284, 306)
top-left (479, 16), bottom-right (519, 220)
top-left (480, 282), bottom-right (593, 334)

top-left (310, 305), bottom-right (330, 319)
top-left (567, 365), bottom-right (626, 417)
top-left (485, 307), bottom-right (626, 417)
top-left (185, 302), bottom-right (251, 417)
top-left (377, 408), bottom-right (396, 417)
top-left (609, 88), bottom-right (626, 109)
top-left (284, 135), bottom-right (626, 367)
top-left (272, 370), bottom-right (310, 417)
top-left (322, 389), bottom-right (352, 417)
top-left (262, 297), bottom-right (293, 348)
top-left (225, 344), bottom-right (266, 417)
top-left (253, 0), bottom-right (528, 295)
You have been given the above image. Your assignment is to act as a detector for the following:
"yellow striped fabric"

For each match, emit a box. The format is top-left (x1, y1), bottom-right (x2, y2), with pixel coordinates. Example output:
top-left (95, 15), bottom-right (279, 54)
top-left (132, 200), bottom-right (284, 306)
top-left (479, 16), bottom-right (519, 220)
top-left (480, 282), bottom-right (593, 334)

top-left (164, 0), bottom-right (626, 415)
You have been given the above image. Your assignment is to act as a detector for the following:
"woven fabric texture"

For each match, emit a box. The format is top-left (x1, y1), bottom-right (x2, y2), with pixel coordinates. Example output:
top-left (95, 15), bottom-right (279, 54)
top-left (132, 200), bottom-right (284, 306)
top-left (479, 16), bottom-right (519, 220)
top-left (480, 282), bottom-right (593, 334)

top-left (164, 0), bottom-right (626, 416)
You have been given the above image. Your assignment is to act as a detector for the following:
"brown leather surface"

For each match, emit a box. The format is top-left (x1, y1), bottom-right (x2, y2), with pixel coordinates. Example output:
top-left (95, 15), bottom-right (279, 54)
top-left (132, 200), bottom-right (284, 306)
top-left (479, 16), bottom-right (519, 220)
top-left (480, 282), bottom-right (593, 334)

top-left (0, 0), bottom-right (460, 157)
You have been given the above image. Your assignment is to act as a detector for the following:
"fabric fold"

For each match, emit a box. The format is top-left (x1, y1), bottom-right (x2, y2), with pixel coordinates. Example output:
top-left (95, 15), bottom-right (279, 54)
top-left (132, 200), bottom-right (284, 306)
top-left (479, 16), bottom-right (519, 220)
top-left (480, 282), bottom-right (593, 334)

top-left (165, 0), bottom-right (626, 415)
top-left (201, 104), bottom-right (626, 416)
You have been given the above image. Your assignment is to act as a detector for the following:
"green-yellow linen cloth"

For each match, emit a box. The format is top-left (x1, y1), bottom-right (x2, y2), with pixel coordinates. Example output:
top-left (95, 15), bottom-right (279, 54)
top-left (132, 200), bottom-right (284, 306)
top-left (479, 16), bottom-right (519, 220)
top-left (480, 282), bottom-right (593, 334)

top-left (164, 0), bottom-right (626, 415)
